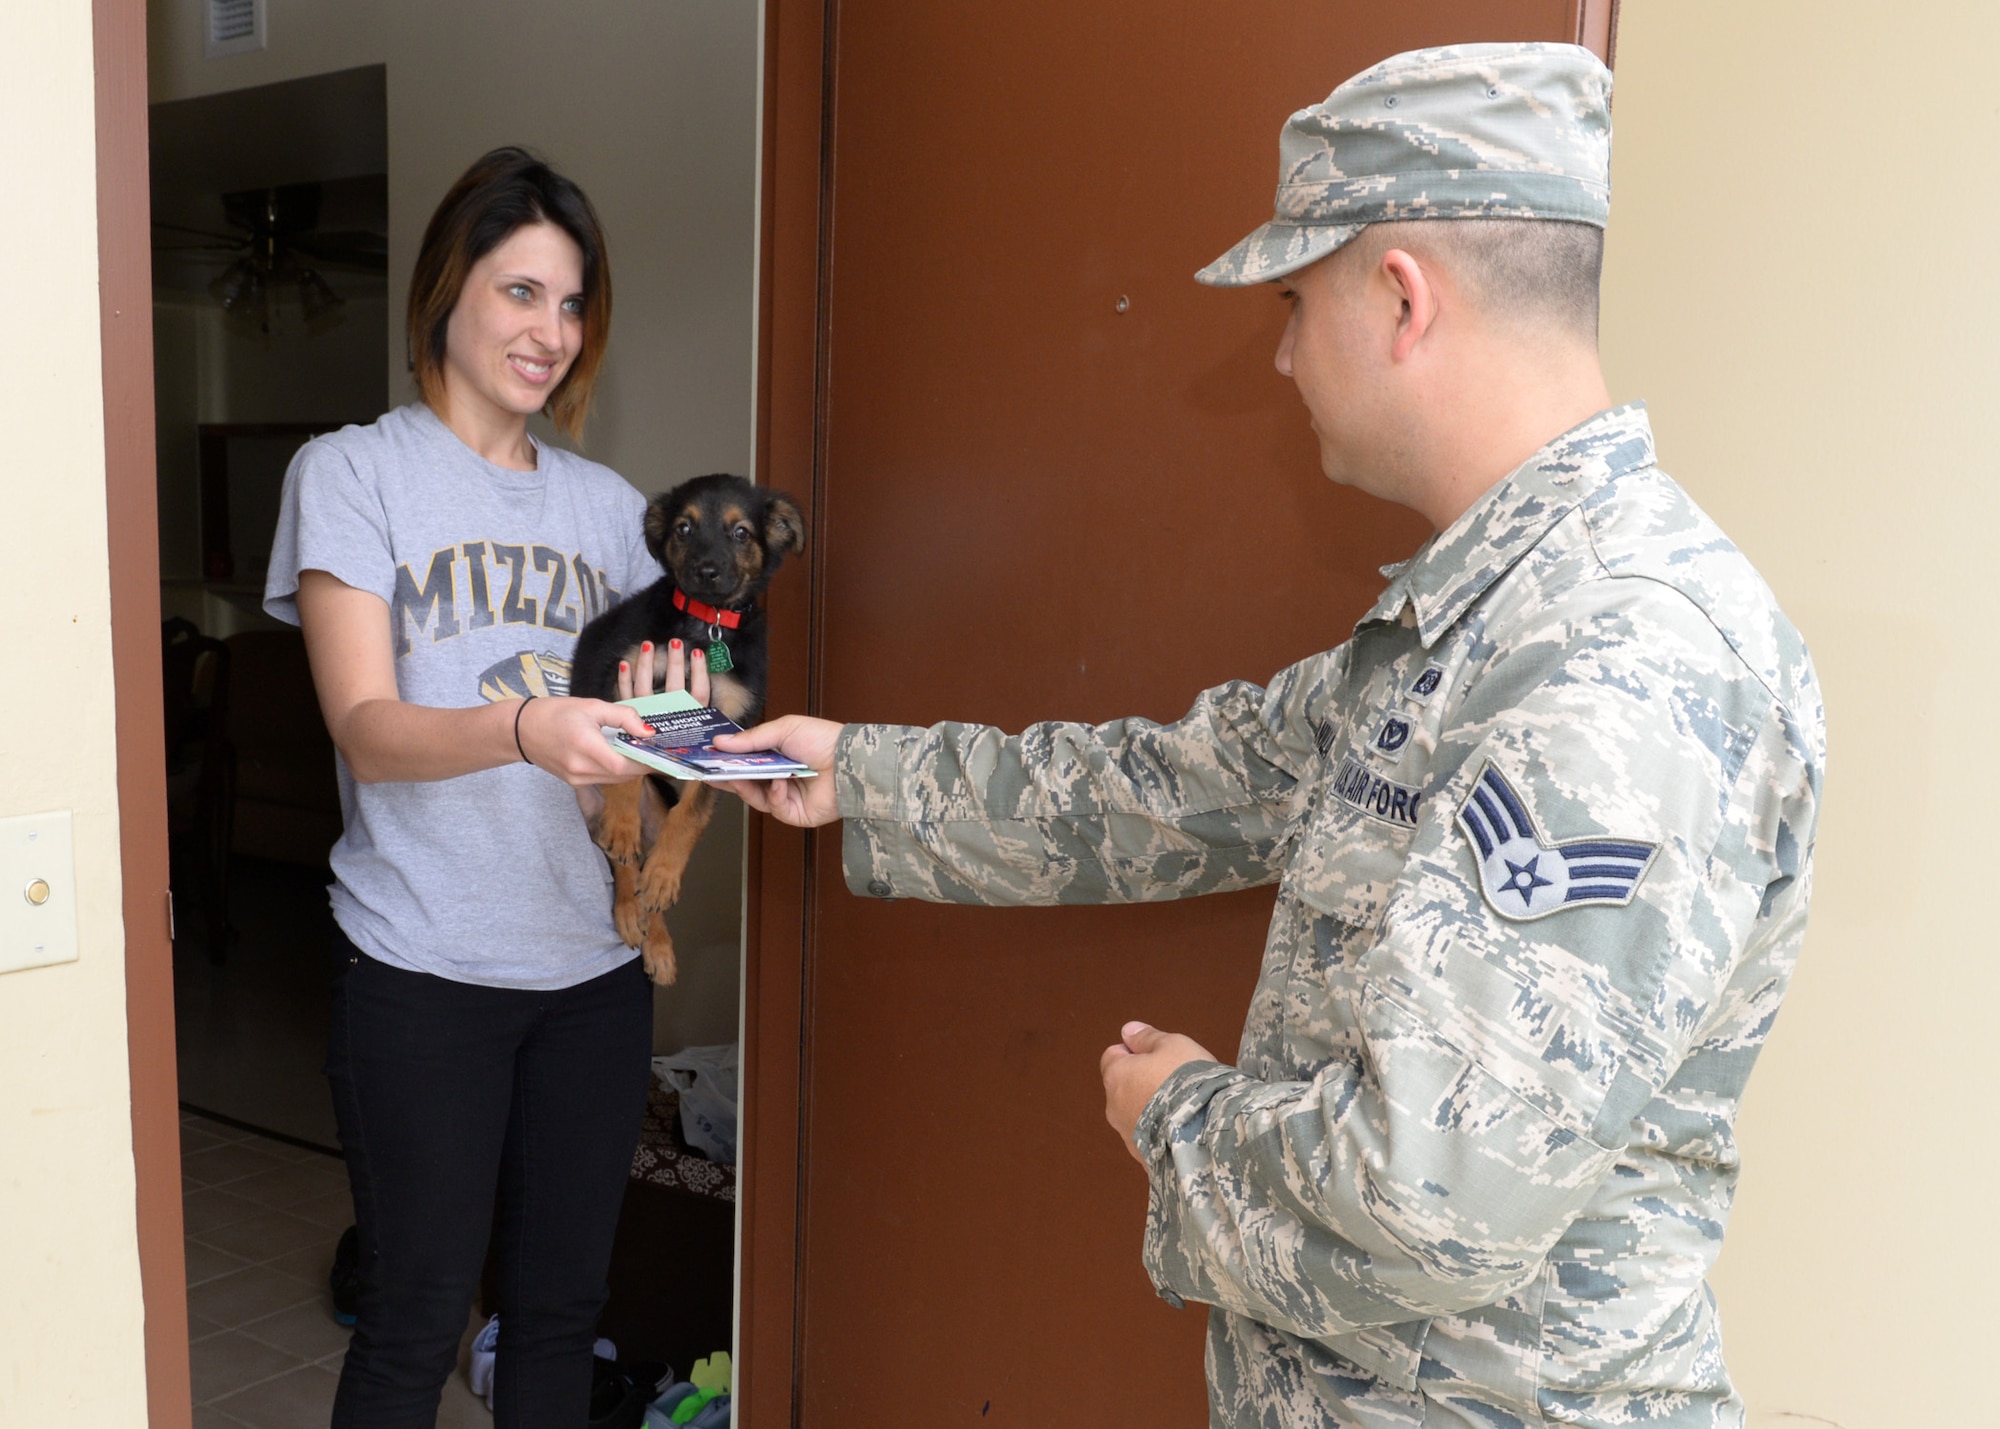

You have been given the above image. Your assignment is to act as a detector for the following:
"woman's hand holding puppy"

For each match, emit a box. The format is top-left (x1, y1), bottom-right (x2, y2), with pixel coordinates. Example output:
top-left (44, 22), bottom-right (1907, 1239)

top-left (606, 634), bottom-right (839, 825)
top-left (611, 636), bottom-right (713, 705)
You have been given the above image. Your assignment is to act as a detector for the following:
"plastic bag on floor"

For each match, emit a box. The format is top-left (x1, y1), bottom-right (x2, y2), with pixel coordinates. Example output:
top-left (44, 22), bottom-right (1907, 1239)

top-left (652, 1044), bottom-right (738, 1165)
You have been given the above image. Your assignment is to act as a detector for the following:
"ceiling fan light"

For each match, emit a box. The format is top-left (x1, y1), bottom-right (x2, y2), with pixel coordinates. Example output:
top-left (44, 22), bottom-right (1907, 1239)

top-left (210, 256), bottom-right (257, 312)
top-left (297, 267), bottom-right (346, 334)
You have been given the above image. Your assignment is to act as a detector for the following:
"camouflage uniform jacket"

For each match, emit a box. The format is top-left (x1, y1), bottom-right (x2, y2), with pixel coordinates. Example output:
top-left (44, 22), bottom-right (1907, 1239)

top-left (835, 404), bottom-right (1824, 1428)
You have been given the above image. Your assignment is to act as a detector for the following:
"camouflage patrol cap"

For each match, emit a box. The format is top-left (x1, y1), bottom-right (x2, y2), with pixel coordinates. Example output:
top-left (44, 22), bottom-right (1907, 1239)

top-left (1198, 42), bottom-right (1612, 287)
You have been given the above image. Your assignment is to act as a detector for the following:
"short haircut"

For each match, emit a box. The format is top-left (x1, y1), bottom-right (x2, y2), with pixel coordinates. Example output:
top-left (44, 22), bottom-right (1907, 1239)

top-left (1356, 218), bottom-right (1603, 342)
top-left (406, 147), bottom-right (613, 439)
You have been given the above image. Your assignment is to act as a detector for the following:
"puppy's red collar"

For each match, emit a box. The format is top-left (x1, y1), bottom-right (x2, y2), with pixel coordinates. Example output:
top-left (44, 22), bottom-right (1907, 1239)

top-left (672, 587), bottom-right (744, 629)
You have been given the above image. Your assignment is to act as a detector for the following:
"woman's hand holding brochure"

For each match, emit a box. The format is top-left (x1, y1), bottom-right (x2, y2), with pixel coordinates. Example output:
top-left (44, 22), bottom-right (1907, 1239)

top-left (605, 694), bottom-right (817, 781)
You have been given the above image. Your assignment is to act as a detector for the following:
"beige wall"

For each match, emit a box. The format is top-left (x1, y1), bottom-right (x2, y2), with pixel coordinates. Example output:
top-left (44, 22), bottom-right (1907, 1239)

top-left (1601, 5), bottom-right (2000, 1425)
top-left (0, 6), bottom-right (152, 1429)
top-left (148, 0), bottom-right (763, 1050)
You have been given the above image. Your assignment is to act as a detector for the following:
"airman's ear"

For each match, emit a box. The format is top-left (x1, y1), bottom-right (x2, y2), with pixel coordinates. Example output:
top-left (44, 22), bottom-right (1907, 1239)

top-left (1377, 247), bottom-right (1439, 364)
top-left (763, 493), bottom-right (806, 559)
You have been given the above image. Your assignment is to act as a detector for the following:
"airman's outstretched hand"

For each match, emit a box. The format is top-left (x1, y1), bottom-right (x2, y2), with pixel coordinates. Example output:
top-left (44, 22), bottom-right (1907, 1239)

top-left (710, 715), bottom-right (844, 827)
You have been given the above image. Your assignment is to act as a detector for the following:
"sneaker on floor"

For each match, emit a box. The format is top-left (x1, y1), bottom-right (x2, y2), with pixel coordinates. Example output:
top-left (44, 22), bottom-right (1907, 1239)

top-left (468, 1312), bottom-right (500, 1410)
top-left (683, 1394), bottom-right (730, 1429)
top-left (623, 1360), bottom-right (674, 1402)
top-left (589, 1358), bottom-right (657, 1429)
top-left (645, 1382), bottom-right (701, 1428)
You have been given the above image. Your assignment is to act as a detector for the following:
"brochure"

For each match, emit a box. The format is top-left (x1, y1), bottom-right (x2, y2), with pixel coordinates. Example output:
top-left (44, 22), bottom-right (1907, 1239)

top-left (605, 690), bottom-right (816, 781)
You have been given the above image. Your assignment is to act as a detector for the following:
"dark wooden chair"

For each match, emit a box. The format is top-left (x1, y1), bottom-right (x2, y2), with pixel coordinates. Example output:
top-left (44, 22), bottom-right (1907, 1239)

top-left (163, 617), bottom-right (236, 963)
top-left (223, 629), bottom-right (342, 868)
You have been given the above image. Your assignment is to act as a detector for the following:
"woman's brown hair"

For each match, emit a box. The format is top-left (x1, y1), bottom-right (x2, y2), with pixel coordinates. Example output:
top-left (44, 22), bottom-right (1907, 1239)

top-left (406, 147), bottom-right (612, 440)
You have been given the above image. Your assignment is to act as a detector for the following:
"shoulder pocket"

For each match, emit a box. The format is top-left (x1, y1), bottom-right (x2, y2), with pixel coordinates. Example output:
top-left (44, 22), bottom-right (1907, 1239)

top-left (1364, 922), bottom-right (1658, 1153)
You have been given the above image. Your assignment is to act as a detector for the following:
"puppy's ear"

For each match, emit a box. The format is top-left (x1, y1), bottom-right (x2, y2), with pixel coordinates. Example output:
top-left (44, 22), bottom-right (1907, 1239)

top-left (762, 493), bottom-right (807, 559)
top-left (643, 496), bottom-right (673, 564)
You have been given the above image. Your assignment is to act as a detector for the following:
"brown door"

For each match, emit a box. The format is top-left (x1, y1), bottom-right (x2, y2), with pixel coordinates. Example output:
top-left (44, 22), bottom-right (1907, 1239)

top-left (749, 2), bottom-right (1612, 1423)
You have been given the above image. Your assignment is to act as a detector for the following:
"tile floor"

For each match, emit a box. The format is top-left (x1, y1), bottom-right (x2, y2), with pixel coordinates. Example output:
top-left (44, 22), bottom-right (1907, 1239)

top-left (182, 1111), bottom-right (492, 1429)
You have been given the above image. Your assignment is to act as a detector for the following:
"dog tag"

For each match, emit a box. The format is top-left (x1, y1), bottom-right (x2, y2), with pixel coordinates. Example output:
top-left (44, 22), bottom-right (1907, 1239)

top-left (705, 640), bottom-right (734, 675)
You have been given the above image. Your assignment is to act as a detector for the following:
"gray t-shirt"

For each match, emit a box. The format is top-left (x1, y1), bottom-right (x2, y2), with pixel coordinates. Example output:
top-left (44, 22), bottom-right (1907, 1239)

top-left (265, 403), bottom-right (654, 989)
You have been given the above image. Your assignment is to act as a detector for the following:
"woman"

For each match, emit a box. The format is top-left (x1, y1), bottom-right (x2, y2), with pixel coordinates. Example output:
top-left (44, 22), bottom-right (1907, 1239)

top-left (264, 147), bottom-right (706, 1427)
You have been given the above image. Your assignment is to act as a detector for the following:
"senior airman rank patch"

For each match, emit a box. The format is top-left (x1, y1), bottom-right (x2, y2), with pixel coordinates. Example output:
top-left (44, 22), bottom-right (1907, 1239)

top-left (1456, 762), bottom-right (1658, 920)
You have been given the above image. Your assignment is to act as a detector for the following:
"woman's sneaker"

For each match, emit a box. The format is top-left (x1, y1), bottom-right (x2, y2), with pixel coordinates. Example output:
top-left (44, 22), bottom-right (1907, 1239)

top-left (468, 1313), bottom-right (500, 1410)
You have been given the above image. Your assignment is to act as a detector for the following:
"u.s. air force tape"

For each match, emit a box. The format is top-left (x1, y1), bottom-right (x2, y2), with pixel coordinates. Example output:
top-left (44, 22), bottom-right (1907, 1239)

top-left (1331, 756), bottom-right (1424, 828)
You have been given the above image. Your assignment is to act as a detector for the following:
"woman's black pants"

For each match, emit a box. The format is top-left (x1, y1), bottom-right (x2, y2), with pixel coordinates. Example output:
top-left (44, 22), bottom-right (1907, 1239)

top-left (325, 942), bottom-right (652, 1428)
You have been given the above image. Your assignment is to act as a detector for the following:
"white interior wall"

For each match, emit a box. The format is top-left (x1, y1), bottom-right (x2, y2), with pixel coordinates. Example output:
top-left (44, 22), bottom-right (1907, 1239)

top-left (1600, 5), bottom-right (2000, 1425)
top-left (385, 4), bottom-right (762, 489)
top-left (149, 0), bottom-right (762, 1051)
top-left (148, 0), bottom-right (390, 101)
top-left (148, 0), bottom-right (762, 495)
top-left (0, 5), bottom-right (152, 1426)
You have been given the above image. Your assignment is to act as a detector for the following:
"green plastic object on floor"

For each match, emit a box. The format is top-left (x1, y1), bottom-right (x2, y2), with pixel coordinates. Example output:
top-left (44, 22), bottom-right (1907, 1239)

top-left (669, 1388), bottom-right (715, 1424)
top-left (666, 1352), bottom-right (731, 1425)
top-left (690, 1351), bottom-right (731, 1395)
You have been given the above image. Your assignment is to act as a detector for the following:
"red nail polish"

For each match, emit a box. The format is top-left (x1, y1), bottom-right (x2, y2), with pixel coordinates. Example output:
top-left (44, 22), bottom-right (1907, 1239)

top-left (670, 639), bottom-right (682, 650)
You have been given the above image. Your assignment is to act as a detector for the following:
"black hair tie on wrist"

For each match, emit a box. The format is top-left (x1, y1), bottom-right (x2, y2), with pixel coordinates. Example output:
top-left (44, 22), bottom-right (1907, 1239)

top-left (514, 695), bottom-right (536, 767)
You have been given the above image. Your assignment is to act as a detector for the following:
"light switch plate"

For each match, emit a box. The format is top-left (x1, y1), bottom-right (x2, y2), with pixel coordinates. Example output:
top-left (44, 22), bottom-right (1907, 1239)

top-left (0, 810), bottom-right (79, 975)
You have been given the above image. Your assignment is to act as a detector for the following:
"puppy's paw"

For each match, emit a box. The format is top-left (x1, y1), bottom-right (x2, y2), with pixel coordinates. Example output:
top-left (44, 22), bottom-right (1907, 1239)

top-left (612, 864), bottom-right (648, 949)
top-left (637, 849), bottom-right (689, 913)
top-left (597, 784), bottom-right (644, 866)
top-left (640, 920), bottom-right (679, 986)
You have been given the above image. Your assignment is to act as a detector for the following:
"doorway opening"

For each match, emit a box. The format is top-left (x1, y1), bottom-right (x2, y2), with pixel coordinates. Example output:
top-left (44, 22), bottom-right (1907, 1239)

top-left (153, 64), bottom-right (387, 1153)
top-left (145, 4), bottom-right (764, 1416)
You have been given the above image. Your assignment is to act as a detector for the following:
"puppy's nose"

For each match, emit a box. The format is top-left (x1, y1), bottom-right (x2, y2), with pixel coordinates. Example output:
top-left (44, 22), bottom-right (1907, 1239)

top-left (694, 561), bottom-right (722, 584)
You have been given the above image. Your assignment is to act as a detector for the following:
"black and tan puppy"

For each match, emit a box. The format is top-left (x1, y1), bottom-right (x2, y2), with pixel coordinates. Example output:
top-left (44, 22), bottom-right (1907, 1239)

top-left (571, 474), bottom-right (805, 983)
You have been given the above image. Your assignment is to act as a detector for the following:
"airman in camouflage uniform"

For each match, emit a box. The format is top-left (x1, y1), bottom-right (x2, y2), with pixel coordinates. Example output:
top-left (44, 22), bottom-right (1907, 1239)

top-left (726, 42), bottom-right (1824, 1429)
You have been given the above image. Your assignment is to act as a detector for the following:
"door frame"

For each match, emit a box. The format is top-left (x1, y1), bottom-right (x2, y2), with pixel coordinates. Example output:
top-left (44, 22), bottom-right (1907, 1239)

top-left (96, 0), bottom-right (190, 1425)
top-left (736, 0), bottom-right (830, 1420)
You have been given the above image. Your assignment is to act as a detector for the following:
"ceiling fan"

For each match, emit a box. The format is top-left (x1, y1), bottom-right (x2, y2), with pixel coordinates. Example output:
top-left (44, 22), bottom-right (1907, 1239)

top-left (152, 181), bottom-right (387, 336)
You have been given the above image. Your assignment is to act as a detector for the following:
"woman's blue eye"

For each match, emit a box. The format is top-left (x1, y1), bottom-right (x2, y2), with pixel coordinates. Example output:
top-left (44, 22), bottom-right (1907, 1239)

top-left (562, 297), bottom-right (585, 317)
